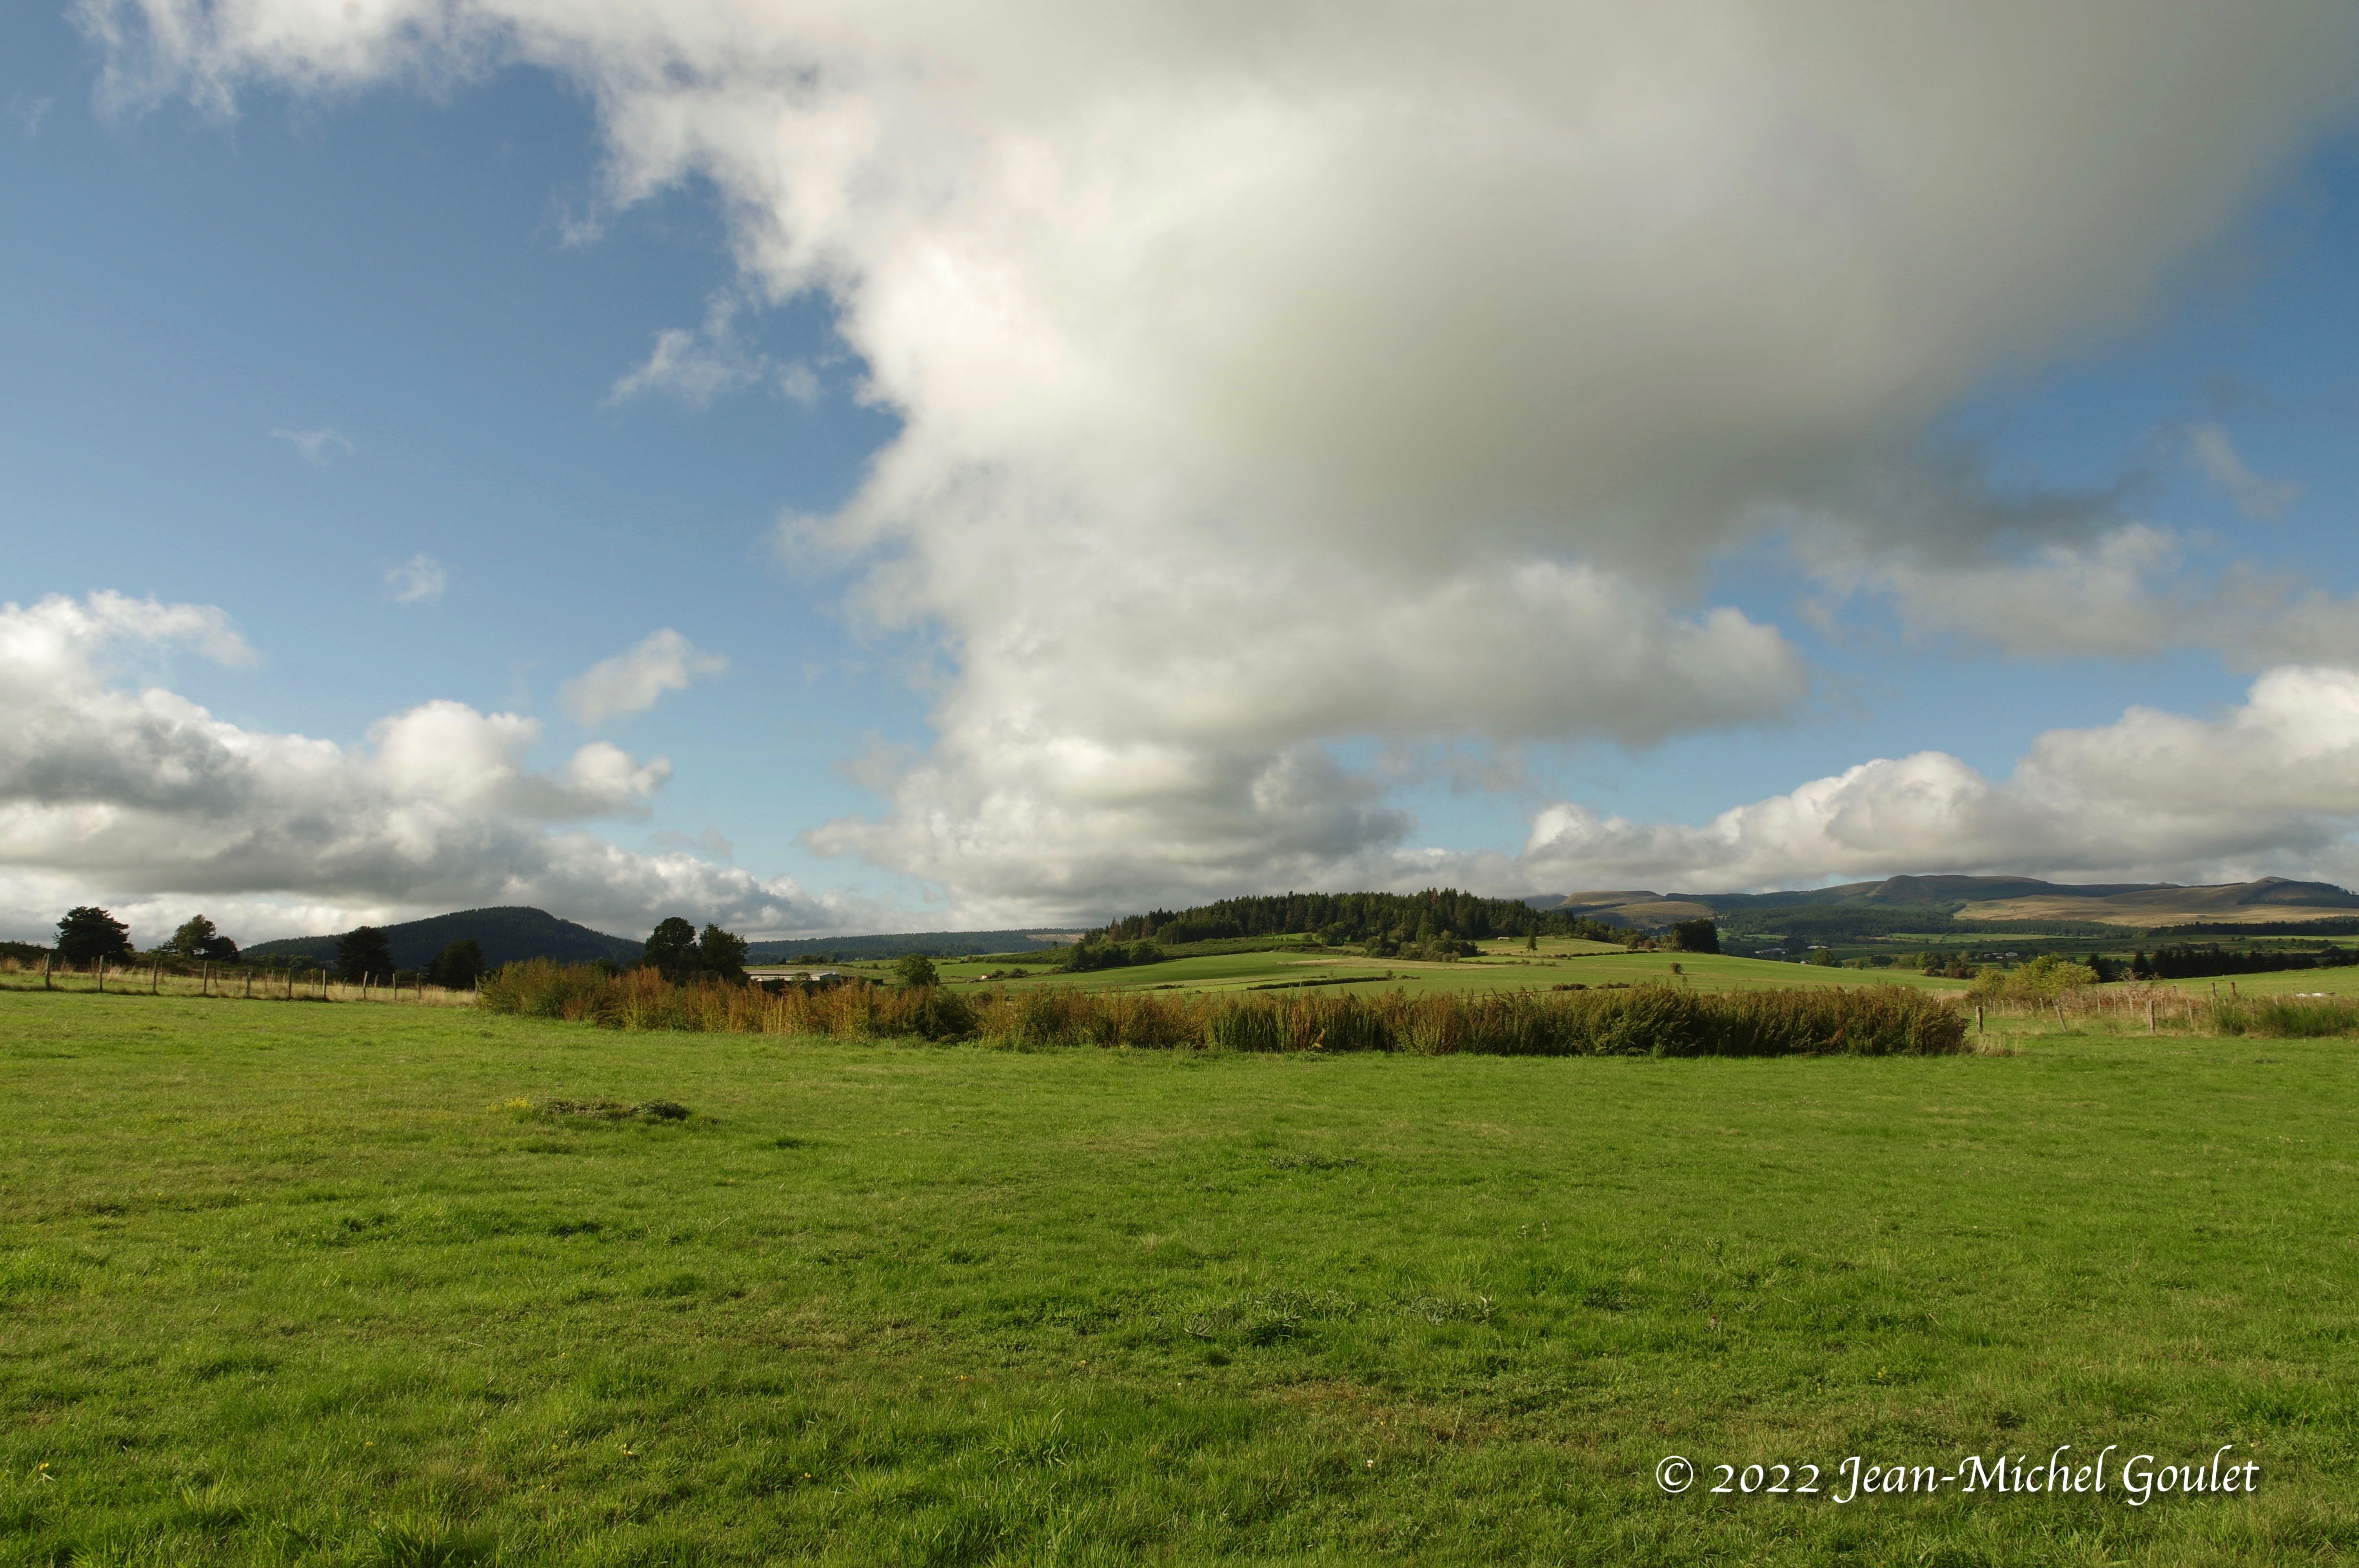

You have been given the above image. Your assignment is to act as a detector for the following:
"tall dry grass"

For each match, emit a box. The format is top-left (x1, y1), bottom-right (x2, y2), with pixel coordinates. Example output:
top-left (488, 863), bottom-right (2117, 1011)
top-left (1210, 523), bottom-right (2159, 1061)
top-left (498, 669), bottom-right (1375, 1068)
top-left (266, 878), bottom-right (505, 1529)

top-left (477, 961), bottom-right (1968, 1056)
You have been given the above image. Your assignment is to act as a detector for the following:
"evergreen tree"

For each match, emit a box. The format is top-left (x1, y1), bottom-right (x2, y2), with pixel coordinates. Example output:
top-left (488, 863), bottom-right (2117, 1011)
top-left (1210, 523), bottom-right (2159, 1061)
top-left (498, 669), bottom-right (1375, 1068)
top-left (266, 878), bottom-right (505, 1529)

top-left (56, 906), bottom-right (134, 965)
top-left (335, 926), bottom-right (394, 981)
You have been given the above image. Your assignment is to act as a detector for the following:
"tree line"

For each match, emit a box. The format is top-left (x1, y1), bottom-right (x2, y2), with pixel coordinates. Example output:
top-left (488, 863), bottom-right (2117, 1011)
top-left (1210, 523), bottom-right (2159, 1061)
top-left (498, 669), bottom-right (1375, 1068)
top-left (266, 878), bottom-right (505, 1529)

top-left (1090, 889), bottom-right (1627, 949)
top-left (2128, 945), bottom-right (2357, 980)
top-left (37, 905), bottom-right (761, 991)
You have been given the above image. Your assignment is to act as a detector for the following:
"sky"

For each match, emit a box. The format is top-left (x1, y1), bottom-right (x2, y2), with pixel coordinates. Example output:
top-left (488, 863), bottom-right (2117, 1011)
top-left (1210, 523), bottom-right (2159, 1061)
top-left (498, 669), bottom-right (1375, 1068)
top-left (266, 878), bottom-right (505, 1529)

top-left (5, 0), bottom-right (2359, 947)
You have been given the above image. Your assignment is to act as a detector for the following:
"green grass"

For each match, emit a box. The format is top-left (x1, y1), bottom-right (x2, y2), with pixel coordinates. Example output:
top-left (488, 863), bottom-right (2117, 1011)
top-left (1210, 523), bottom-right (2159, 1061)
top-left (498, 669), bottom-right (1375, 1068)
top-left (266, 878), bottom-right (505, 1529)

top-left (2159, 968), bottom-right (2359, 998)
top-left (2, 995), bottom-right (2353, 1565)
top-left (921, 946), bottom-right (1970, 998)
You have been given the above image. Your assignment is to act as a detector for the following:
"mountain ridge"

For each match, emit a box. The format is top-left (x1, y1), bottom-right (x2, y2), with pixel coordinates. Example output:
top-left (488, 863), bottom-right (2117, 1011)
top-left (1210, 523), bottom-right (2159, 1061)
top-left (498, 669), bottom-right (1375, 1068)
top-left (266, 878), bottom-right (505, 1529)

top-left (1532, 875), bottom-right (2359, 929)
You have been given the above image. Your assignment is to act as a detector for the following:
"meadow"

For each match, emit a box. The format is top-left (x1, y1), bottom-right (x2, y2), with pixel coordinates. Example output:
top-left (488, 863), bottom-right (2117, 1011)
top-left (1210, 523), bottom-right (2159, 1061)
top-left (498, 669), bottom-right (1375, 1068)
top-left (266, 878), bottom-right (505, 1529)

top-left (816, 942), bottom-right (1974, 1000)
top-left (2, 991), bottom-right (2352, 1565)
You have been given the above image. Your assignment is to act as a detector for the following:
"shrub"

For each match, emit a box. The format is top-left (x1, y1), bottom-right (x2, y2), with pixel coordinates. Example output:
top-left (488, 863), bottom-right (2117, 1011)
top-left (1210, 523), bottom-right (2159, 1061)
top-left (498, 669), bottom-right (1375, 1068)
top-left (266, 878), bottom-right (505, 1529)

top-left (480, 965), bottom-right (1965, 1056)
top-left (2210, 995), bottom-right (2359, 1038)
top-left (1969, 954), bottom-right (2097, 1005)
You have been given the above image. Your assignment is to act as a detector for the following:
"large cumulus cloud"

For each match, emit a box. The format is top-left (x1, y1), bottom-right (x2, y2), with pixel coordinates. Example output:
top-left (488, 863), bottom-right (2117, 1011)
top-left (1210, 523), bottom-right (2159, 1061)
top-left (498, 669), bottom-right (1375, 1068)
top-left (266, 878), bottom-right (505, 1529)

top-left (1504, 667), bottom-right (2359, 893)
top-left (0, 593), bottom-right (860, 944)
top-left (78, 0), bottom-right (2359, 916)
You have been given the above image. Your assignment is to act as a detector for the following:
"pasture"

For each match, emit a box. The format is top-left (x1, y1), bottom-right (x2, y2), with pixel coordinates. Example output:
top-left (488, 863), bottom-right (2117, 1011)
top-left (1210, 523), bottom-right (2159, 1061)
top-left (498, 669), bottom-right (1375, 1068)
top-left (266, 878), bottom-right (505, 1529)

top-left (2, 991), bottom-right (2351, 1564)
top-left (907, 944), bottom-right (1971, 998)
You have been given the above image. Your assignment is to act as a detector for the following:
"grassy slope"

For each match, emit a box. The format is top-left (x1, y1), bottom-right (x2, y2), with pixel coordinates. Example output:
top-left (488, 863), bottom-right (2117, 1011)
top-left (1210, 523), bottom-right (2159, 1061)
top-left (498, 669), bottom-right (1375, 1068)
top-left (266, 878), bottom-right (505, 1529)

top-left (2, 995), bottom-right (2352, 1565)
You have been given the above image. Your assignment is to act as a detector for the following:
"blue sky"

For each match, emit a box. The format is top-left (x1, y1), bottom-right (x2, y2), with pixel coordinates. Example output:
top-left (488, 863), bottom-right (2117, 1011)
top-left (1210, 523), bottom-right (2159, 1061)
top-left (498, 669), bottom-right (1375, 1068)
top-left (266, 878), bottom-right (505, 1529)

top-left (6, 2), bottom-right (2359, 944)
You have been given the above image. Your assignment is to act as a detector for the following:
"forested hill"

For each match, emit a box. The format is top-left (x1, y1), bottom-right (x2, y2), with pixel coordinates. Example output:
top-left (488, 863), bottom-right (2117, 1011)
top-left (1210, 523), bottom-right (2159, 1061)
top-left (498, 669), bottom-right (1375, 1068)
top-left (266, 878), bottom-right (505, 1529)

top-left (1091, 889), bottom-right (1623, 946)
top-left (244, 907), bottom-right (642, 970)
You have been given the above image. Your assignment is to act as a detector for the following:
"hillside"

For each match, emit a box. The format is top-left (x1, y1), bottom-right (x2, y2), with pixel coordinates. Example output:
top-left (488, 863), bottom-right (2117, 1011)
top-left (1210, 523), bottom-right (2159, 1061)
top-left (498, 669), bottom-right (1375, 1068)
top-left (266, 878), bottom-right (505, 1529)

top-left (1537, 875), bottom-right (2359, 933)
top-left (745, 931), bottom-right (1072, 961)
top-left (244, 907), bottom-right (642, 969)
top-left (1959, 876), bottom-right (2359, 926)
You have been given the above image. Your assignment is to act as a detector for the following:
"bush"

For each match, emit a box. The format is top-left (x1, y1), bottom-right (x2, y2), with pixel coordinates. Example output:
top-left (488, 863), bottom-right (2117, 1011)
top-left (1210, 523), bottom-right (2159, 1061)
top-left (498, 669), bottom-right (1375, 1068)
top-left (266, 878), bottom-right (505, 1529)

top-left (2210, 995), bottom-right (2359, 1038)
top-left (1969, 954), bottom-right (2097, 1005)
top-left (479, 965), bottom-right (1965, 1056)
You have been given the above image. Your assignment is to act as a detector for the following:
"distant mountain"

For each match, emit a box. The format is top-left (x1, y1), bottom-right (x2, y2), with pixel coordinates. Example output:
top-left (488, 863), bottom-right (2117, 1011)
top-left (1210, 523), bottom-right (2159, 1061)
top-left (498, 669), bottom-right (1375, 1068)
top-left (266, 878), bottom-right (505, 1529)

top-left (243, 910), bottom-right (1075, 969)
top-left (746, 930), bottom-right (1072, 961)
top-left (244, 907), bottom-right (642, 969)
top-left (1534, 875), bottom-right (2359, 932)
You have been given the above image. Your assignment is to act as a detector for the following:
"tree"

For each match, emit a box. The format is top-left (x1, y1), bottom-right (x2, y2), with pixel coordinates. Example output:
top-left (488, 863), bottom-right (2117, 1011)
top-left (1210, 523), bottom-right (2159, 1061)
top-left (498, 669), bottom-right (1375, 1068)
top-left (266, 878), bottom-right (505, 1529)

top-left (336, 926), bottom-right (394, 981)
top-left (699, 924), bottom-right (749, 981)
top-left (1669, 918), bottom-right (1719, 955)
top-left (892, 953), bottom-right (940, 989)
top-left (170, 915), bottom-right (240, 962)
top-left (1807, 946), bottom-right (1839, 967)
top-left (56, 907), bottom-right (134, 966)
top-left (1526, 932), bottom-right (1538, 952)
top-left (645, 917), bottom-right (699, 977)
top-left (427, 938), bottom-right (484, 989)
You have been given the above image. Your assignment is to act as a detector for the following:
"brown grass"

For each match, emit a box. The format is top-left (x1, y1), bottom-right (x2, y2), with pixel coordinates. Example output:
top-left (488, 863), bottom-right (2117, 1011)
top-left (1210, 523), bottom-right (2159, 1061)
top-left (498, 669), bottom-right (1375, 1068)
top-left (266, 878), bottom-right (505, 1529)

top-left (477, 960), bottom-right (1966, 1056)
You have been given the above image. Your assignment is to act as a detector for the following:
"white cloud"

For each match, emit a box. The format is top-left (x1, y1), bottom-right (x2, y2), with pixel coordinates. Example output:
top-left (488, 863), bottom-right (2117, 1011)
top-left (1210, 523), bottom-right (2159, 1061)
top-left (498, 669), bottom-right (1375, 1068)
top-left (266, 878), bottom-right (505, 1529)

top-left (87, 0), bottom-right (2359, 918)
top-left (2188, 422), bottom-right (2302, 520)
top-left (271, 426), bottom-right (354, 465)
top-left (1796, 517), bottom-right (2359, 668)
top-left (559, 629), bottom-right (729, 726)
top-left (1503, 666), bottom-right (2359, 893)
top-left (384, 552), bottom-right (449, 605)
top-left (604, 293), bottom-right (825, 409)
top-left (0, 593), bottom-right (858, 945)
top-left (774, 359), bottom-right (823, 407)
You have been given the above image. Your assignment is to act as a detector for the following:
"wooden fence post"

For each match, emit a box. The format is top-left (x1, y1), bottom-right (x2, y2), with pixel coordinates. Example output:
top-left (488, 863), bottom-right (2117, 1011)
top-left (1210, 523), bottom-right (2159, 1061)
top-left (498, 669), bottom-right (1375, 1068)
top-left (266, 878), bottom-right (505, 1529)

top-left (2147, 998), bottom-right (2156, 1035)
top-left (1975, 1004), bottom-right (1984, 1036)
top-left (202, 962), bottom-right (210, 996)
top-left (42, 953), bottom-right (52, 990)
top-left (244, 967), bottom-right (253, 999)
top-left (150, 959), bottom-right (160, 994)
top-left (95, 960), bottom-right (104, 993)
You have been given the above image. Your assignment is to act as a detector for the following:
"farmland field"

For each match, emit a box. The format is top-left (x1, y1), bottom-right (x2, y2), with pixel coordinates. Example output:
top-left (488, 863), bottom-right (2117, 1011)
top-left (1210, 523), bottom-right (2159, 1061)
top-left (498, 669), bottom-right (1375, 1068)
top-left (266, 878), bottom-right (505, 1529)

top-left (1, 992), bottom-right (2352, 1565)
top-left (903, 943), bottom-right (1973, 999)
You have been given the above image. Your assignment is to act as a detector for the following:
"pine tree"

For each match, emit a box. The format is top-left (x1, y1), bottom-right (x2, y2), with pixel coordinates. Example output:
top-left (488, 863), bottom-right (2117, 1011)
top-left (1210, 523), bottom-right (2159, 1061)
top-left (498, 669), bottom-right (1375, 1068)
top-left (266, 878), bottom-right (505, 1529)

top-left (335, 926), bottom-right (394, 981)
top-left (56, 906), bottom-right (134, 965)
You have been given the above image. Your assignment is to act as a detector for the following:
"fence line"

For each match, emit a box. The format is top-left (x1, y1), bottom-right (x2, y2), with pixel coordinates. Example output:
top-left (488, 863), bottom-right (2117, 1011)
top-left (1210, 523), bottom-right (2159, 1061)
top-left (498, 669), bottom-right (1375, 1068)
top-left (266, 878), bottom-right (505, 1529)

top-left (0, 956), bottom-right (476, 1006)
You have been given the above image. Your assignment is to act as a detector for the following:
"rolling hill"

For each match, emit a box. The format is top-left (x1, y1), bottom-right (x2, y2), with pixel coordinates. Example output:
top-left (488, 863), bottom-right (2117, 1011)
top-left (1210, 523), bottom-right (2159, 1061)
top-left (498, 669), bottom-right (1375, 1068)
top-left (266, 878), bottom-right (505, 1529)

top-left (244, 907), bottom-right (643, 970)
top-left (1536, 875), bottom-right (2359, 931)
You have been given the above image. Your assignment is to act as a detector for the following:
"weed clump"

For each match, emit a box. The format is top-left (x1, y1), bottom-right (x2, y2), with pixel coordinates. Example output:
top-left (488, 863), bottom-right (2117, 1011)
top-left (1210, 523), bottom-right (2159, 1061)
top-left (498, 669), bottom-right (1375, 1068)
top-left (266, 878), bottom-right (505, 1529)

top-left (529, 1098), bottom-right (692, 1122)
top-left (480, 963), bottom-right (1965, 1056)
top-left (2210, 995), bottom-right (2359, 1038)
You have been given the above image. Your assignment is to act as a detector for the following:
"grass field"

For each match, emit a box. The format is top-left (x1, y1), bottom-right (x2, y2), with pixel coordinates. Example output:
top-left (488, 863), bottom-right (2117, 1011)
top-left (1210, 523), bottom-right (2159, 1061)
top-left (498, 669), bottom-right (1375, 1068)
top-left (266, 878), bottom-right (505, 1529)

top-left (2, 993), bottom-right (2352, 1565)
top-left (909, 945), bottom-right (1971, 1000)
